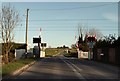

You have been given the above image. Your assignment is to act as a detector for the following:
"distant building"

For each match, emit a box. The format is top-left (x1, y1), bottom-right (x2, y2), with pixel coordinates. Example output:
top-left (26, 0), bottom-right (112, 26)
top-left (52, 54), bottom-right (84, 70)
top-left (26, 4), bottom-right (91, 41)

top-left (1, 43), bottom-right (26, 62)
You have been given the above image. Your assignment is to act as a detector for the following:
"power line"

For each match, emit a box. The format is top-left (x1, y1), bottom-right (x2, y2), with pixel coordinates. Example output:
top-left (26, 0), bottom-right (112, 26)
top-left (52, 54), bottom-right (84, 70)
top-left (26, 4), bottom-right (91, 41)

top-left (20, 18), bottom-right (111, 22)
top-left (15, 26), bottom-right (118, 28)
top-left (30, 3), bottom-right (116, 11)
top-left (16, 22), bottom-right (118, 27)
top-left (14, 29), bottom-right (118, 31)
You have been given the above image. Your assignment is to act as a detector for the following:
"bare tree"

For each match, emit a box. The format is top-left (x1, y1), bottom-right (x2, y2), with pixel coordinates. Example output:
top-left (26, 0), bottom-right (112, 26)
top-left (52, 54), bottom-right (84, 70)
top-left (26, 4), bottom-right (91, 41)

top-left (77, 23), bottom-right (85, 41)
top-left (0, 4), bottom-right (19, 63)
top-left (88, 28), bottom-right (103, 40)
top-left (77, 23), bottom-right (103, 41)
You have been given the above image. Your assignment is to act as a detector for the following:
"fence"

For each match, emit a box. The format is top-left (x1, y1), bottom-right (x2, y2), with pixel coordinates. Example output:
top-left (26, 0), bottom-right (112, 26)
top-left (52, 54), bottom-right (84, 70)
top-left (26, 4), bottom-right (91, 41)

top-left (93, 47), bottom-right (119, 66)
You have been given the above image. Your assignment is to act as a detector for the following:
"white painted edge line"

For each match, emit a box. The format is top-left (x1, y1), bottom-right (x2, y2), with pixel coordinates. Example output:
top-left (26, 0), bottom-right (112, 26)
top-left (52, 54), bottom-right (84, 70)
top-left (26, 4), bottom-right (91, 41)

top-left (66, 60), bottom-right (82, 71)
top-left (60, 58), bottom-right (85, 80)
top-left (61, 57), bottom-right (82, 71)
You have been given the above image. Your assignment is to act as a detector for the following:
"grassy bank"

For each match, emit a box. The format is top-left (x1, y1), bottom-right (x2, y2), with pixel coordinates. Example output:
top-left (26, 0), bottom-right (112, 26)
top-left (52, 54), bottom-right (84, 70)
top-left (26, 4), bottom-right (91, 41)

top-left (2, 58), bottom-right (35, 77)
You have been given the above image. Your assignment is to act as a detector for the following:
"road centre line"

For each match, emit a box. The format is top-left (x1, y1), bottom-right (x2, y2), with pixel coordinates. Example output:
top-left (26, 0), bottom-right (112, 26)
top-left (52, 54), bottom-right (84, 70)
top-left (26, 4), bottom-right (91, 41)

top-left (60, 58), bottom-right (86, 80)
top-left (65, 60), bottom-right (83, 71)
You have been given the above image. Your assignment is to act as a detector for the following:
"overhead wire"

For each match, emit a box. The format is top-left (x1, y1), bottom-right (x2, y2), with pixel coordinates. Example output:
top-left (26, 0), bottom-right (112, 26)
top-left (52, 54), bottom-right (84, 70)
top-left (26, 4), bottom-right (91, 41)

top-left (14, 28), bottom-right (118, 31)
top-left (30, 3), bottom-right (117, 11)
top-left (20, 18), bottom-right (110, 22)
top-left (15, 3), bottom-right (118, 34)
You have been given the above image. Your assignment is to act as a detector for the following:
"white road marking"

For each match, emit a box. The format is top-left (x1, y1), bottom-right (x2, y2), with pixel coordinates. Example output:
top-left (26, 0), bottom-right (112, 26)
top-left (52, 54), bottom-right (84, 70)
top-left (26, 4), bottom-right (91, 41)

top-left (66, 60), bottom-right (82, 71)
top-left (60, 58), bottom-right (86, 80)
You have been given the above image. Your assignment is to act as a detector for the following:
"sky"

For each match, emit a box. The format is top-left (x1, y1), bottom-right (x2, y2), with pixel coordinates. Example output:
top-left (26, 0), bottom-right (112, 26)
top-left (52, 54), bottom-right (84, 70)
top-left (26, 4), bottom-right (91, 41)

top-left (1, 0), bottom-right (120, 2)
top-left (1, 1), bottom-right (119, 48)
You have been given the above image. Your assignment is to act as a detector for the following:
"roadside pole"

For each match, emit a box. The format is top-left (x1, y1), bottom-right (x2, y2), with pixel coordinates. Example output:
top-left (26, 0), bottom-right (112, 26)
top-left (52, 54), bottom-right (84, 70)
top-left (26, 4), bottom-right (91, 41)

top-left (25, 9), bottom-right (29, 58)
top-left (87, 35), bottom-right (96, 60)
top-left (39, 28), bottom-right (42, 58)
top-left (38, 35), bottom-right (41, 58)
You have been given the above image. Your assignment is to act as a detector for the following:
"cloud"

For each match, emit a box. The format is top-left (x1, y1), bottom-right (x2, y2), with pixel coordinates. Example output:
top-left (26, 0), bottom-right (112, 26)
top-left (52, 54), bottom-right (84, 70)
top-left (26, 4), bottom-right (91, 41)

top-left (103, 13), bottom-right (118, 22)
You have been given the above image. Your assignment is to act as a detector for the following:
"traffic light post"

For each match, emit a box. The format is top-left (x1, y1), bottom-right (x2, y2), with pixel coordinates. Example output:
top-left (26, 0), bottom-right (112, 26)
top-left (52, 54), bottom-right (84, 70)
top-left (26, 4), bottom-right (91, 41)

top-left (87, 36), bottom-right (96, 60)
top-left (87, 42), bottom-right (94, 60)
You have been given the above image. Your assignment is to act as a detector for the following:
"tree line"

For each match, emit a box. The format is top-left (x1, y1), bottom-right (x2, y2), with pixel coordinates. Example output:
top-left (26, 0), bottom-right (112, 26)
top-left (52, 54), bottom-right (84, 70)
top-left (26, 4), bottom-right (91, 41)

top-left (95, 34), bottom-right (120, 48)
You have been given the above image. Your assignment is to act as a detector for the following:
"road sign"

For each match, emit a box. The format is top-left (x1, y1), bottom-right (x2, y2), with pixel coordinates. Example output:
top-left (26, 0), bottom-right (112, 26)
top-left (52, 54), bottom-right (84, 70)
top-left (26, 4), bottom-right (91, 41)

top-left (33, 38), bottom-right (41, 43)
top-left (87, 36), bottom-right (96, 42)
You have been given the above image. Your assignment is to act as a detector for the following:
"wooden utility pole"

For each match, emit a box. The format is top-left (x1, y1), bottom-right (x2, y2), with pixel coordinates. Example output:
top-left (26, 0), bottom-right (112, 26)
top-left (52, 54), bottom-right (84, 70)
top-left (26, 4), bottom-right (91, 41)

top-left (25, 9), bottom-right (29, 58)
top-left (38, 36), bottom-right (40, 58)
top-left (38, 28), bottom-right (41, 57)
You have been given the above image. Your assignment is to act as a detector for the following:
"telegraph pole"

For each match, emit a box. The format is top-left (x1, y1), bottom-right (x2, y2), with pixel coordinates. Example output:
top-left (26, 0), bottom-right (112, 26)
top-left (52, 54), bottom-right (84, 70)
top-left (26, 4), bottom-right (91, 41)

top-left (25, 9), bottom-right (29, 58)
top-left (39, 28), bottom-right (42, 58)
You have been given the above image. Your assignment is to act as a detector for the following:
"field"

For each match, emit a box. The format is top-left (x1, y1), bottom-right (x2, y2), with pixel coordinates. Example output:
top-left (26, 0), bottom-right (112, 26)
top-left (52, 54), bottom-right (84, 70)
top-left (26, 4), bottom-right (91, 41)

top-left (63, 48), bottom-right (78, 57)
top-left (45, 48), bottom-right (65, 57)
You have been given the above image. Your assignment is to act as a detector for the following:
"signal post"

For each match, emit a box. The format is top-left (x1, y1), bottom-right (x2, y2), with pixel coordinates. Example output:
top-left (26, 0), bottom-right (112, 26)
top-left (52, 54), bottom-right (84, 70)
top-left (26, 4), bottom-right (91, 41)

top-left (87, 35), bottom-right (96, 60)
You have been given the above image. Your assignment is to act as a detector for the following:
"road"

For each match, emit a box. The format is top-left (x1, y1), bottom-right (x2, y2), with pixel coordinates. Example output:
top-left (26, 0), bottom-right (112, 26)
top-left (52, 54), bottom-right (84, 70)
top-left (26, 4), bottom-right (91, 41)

top-left (6, 56), bottom-right (119, 81)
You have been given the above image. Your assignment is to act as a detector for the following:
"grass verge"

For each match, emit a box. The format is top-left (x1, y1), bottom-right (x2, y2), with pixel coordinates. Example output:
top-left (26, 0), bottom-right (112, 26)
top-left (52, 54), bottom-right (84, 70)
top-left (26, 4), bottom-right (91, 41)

top-left (2, 58), bottom-right (35, 77)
